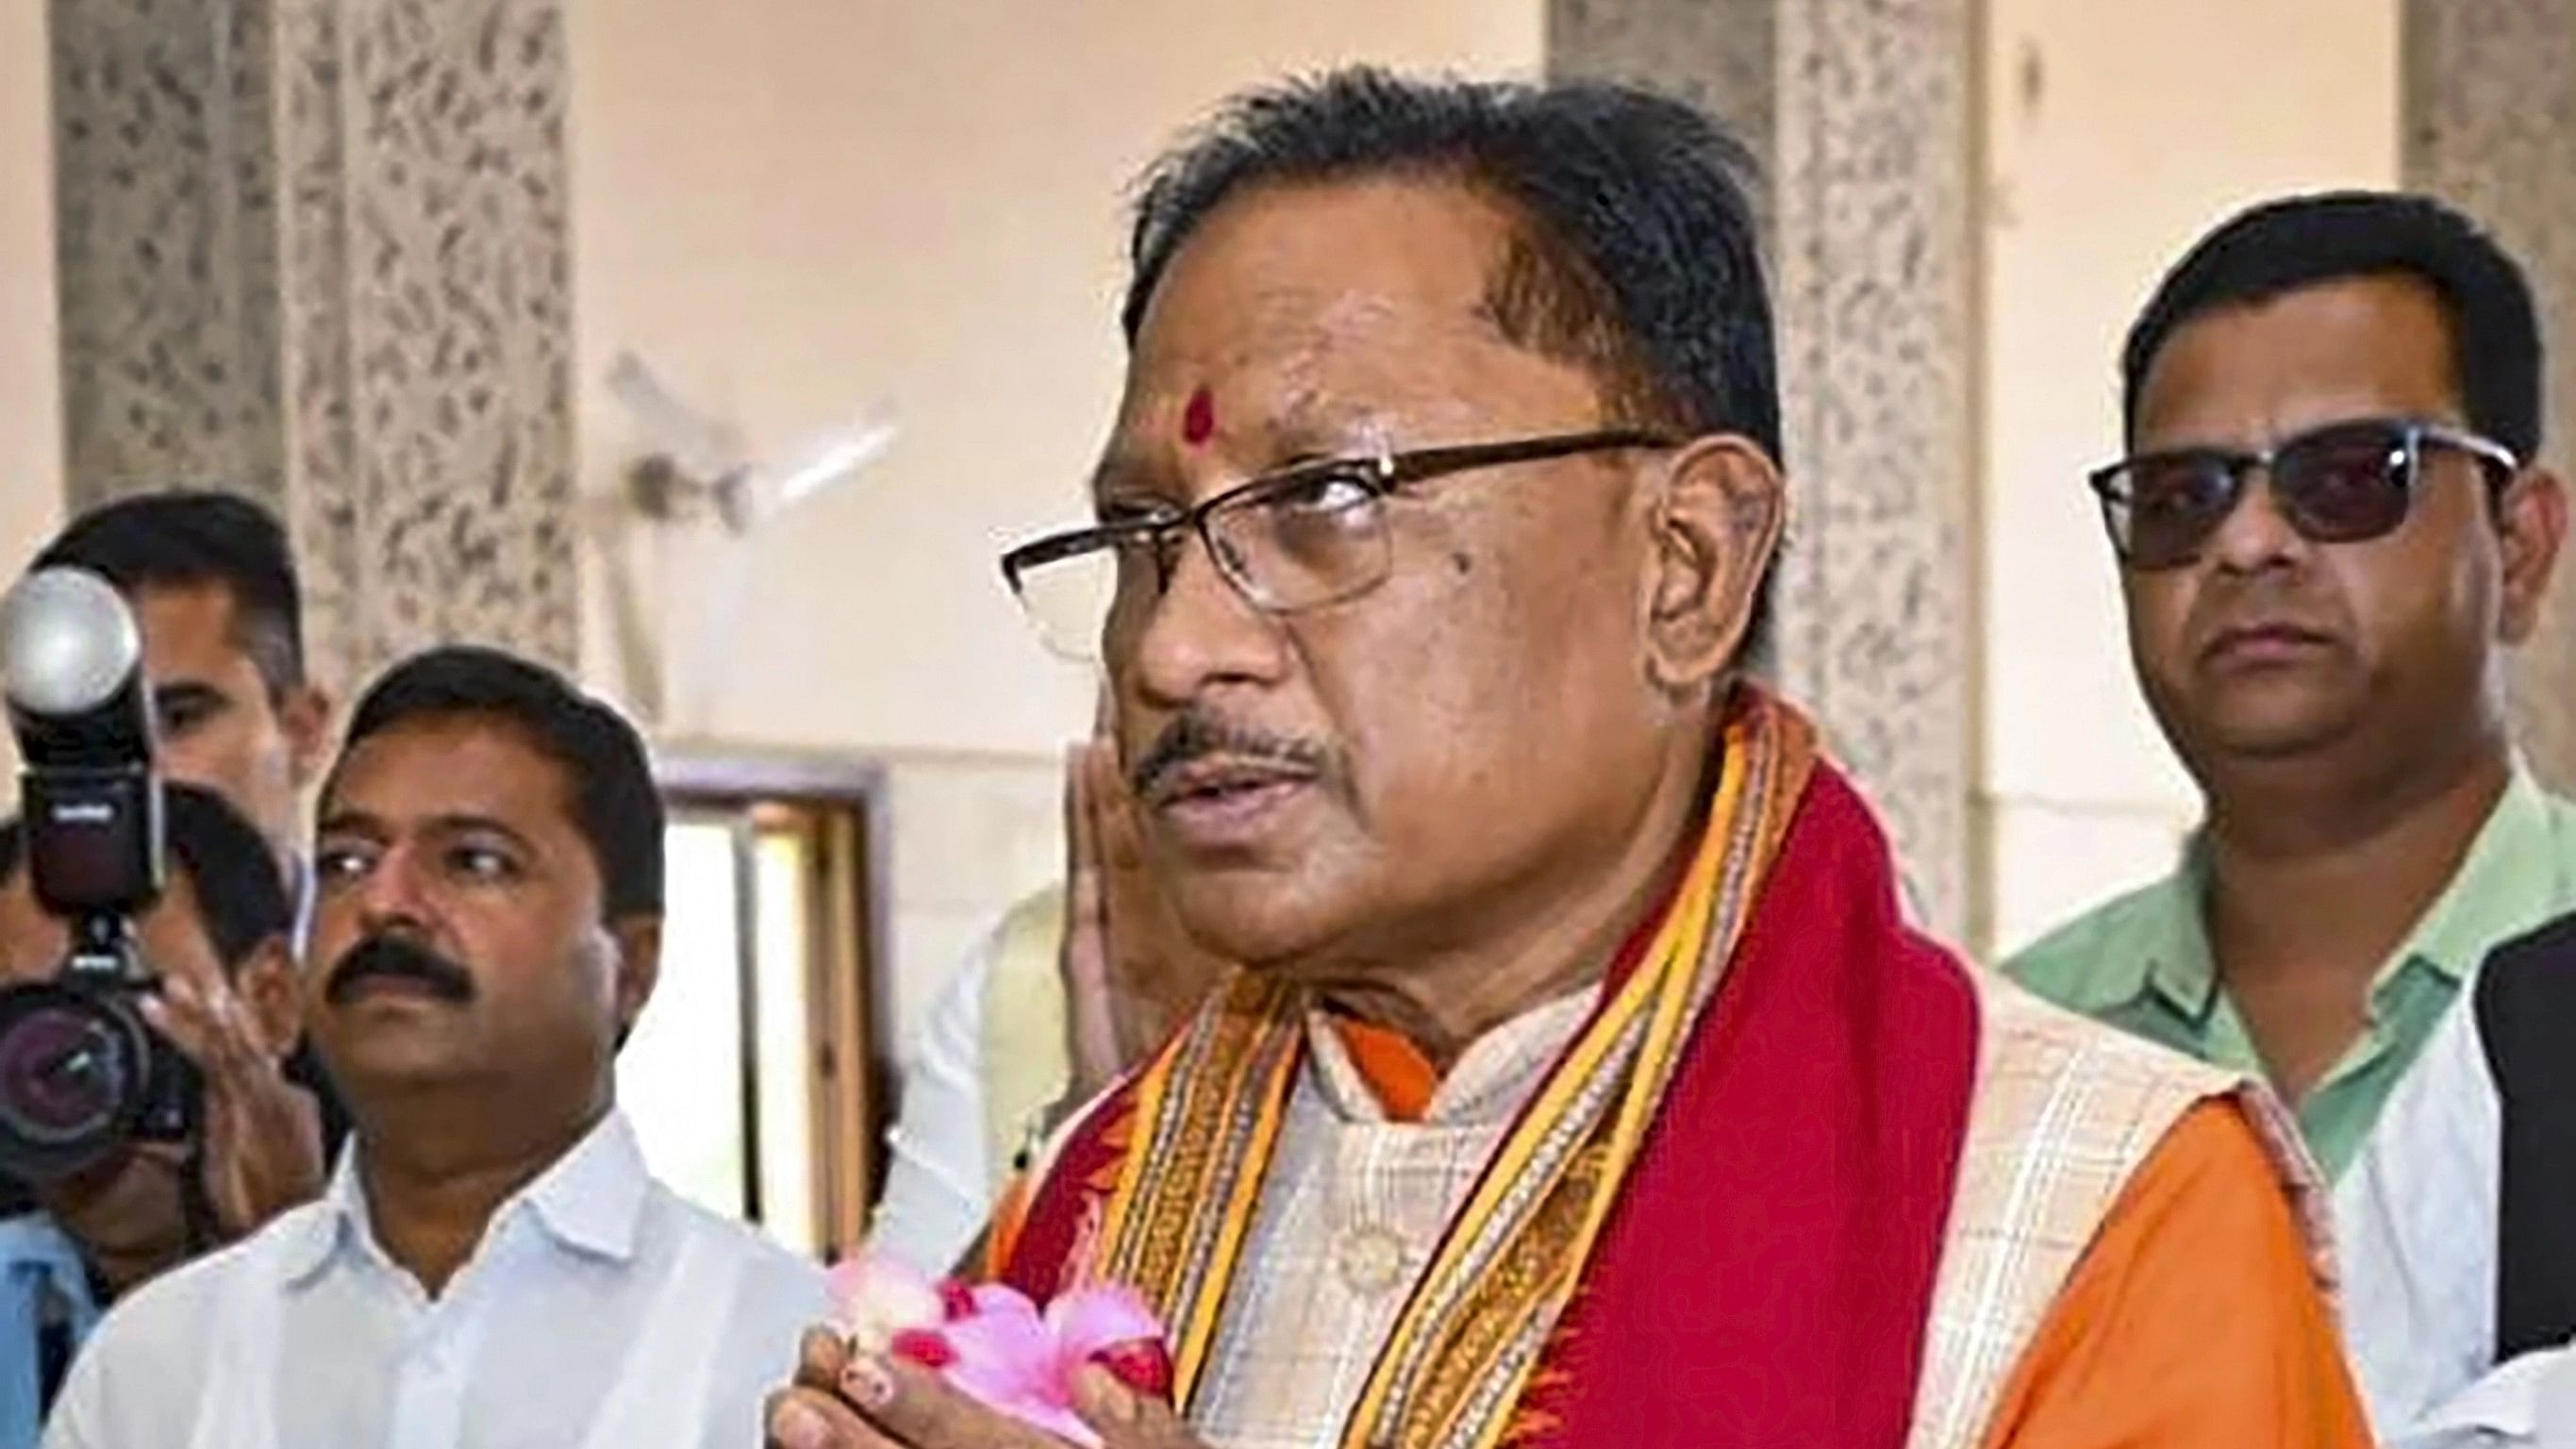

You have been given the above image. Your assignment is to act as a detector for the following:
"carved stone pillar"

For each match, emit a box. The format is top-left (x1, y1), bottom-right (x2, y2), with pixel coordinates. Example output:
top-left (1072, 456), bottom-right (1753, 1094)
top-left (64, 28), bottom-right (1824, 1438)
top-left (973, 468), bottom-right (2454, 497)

top-left (2403, 0), bottom-right (2576, 791)
top-left (50, 0), bottom-right (578, 688)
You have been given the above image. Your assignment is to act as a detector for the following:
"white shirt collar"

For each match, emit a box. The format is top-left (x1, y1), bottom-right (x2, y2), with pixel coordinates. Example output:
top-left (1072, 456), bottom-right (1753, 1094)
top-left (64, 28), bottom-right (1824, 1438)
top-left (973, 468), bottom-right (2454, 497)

top-left (280, 1107), bottom-right (653, 1288)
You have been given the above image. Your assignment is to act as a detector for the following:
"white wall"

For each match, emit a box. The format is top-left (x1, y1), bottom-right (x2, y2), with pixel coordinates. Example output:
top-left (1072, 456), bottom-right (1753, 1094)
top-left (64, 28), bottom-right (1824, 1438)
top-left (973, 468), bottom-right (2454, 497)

top-left (1, 0), bottom-right (61, 574)
top-left (1977, 0), bottom-right (2400, 954)
top-left (566, 0), bottom-right (1545, 1036)
top-left (0, 0), bottom-right (62, 801)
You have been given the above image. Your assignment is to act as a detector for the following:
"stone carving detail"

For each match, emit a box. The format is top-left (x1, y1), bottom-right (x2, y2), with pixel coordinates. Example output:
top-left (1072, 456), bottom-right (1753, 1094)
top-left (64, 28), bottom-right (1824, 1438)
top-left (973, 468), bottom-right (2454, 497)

top-left (2404, 1), bottom-right (2576, 794)
top-left (51, 0), bottom-right (286, 513)
top-left (1552, 0), bottom-right (1978, 938)
top-left (50, 0), bottom-right (576, 692)
top-left (276, 0), bottom-right (578, 685)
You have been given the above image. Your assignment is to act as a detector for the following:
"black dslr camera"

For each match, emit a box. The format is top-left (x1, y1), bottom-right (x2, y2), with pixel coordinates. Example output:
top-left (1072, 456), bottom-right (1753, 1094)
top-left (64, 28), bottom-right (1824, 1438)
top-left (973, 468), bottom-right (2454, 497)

top-left (0, 568), bottom-right (197, 1183)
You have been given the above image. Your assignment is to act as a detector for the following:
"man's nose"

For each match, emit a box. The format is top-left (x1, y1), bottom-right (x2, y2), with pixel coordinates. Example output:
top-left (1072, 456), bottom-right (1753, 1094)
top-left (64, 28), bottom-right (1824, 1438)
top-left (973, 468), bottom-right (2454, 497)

top-left (2202, 471), bottom-right (2312, 575)
top-left (1125, 529), bottom-right (1294, 709)
top-left (351, 848), bottom-right (435, 937)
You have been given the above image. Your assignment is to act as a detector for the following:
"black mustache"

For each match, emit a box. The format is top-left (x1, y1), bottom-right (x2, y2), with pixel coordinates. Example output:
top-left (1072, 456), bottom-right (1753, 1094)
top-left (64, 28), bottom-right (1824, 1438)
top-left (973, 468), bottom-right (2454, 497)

top-left (1129, 711), bottom-right (1339, 800)
top-left (325, 935), bottom-right (475, 1006)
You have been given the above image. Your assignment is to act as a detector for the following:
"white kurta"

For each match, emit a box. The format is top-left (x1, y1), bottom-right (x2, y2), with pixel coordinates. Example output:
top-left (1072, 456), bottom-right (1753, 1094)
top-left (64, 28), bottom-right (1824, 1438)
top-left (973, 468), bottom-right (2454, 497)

top-left (1190, 991), bottom-right (1594, 1449)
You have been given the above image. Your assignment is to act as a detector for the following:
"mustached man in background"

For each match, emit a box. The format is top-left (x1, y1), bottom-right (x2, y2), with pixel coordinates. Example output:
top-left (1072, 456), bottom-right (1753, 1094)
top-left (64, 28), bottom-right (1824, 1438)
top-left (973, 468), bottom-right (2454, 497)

top-left (43, 645), bottom-right (826, 1449)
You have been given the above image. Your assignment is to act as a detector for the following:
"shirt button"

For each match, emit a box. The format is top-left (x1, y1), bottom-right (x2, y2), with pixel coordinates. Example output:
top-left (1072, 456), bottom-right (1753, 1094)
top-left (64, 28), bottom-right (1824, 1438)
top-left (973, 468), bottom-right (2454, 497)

top-left (1337, 1223), bottom-right (1407, 1298)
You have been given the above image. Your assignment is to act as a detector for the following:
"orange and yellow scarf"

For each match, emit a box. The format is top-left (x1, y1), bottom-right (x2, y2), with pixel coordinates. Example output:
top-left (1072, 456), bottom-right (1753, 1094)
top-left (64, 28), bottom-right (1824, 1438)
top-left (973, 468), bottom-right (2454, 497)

top-left (999, 687), bottom-right (1984, 1448)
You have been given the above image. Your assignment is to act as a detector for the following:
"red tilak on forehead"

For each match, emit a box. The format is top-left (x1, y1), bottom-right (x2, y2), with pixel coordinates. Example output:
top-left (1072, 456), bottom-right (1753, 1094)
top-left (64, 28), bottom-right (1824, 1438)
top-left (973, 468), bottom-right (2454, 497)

top-left (1181, 387), bottom-right (1217, 446)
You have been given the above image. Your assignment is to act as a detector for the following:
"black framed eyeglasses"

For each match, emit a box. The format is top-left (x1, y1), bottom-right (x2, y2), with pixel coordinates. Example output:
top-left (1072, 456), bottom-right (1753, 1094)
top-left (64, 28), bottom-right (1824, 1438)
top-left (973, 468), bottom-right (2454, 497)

top-left (2087, 415), bottom-right (2518, 572)
top-left (1000, 427), bottom-right (1673, 659)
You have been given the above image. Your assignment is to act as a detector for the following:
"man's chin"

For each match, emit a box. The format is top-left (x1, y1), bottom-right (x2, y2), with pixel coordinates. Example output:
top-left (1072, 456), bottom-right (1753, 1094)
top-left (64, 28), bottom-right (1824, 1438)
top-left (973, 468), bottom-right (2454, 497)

top-left (314, 1024), bottom-right (475, 1094)
top-left (1169, 874), bottom-right (1352, 973)
top-left (2186, 703), bottom-right (2368, 768)
top-left (2152, 672), bottom-right (2361, 764)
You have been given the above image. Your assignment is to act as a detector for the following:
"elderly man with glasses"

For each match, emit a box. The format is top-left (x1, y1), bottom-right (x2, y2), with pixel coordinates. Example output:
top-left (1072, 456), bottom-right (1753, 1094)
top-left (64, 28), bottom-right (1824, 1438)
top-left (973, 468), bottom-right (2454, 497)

top-left (2006, 192), bottom-right (2576, 1189)
top-left (768, 70), bottom-right (2367, 1449)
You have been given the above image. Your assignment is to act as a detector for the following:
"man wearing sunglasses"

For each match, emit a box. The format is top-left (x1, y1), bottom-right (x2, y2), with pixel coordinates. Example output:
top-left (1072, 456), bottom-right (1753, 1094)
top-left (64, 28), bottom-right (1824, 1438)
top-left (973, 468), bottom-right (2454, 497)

top-left (2007, 192), bottom-right (2576, 1187)
top-left (769, 69), bottom-right (2364, 1449)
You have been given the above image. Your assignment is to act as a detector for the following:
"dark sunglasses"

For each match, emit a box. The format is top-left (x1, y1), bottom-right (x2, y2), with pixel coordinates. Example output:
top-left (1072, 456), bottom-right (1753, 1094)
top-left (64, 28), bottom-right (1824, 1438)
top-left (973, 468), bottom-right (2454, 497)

top-left (2087, 416), bottom-right (2518, 571)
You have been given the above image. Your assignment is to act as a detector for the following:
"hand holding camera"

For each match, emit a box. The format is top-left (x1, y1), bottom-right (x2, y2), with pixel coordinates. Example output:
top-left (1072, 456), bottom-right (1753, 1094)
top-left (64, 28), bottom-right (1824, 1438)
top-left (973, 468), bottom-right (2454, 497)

top-left (134, 969), bottom-right (321, 1240)
top-left (0, 568), bottom-right (320, 1256)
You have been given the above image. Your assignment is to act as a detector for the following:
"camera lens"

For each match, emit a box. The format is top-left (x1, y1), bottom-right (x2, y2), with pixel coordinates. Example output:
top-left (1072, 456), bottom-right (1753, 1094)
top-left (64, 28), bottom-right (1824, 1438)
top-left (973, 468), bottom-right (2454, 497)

top-left (0, 1005), bottom-right (127, 1138)
top-left (0, 983), bottom-right (148, 1181)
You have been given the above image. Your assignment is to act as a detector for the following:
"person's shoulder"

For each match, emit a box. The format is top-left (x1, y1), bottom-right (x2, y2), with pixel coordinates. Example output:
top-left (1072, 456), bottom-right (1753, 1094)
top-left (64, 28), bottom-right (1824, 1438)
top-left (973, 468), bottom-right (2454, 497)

top-left (92, 1201), bottom-right (326, 1345)
top-left (1998, 874), bottom-right (2185, 997)
top-left (1974, 969), bottom-right (2239, 1098)
top-left (2528, 779), bottom-right (2576, 839)
top-left (654, 1191), bottom-right (829, 1314)
top-left (985, 884), bottom-right (1069, 996)
top-left (921, 883), bottom-right (1066, 1035)
top-left (1962, 971), bottom-right (2310, 1230)
top-left (55, 1199), bottom-right (332, 1441)
top-left (644, 1192), bottom-right (832, 1430)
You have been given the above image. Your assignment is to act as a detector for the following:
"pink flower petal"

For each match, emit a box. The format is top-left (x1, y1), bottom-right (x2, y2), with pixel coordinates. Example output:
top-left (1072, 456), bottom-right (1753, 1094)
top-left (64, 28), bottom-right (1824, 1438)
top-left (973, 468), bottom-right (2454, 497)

top-left (1045, 1285), bottom-right (1165, 1359)
top-left (941, 1304), bottom-right (1059, 1404)
top-left (969, 1282), bottom-right (1043, 1323)
top-left (1084, 1339), bottom-right (1172, 1399)
top-left (826, 1251), bottom-right (945, 1353)
top-left (889, 1328), bottom-right (957, 1370)
top-left (866, 1270), bottom-right (1169, 1443)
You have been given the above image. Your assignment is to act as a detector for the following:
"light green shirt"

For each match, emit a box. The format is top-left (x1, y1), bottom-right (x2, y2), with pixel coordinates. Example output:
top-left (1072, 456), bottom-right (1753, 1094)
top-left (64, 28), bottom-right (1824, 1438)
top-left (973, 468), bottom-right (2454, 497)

top-left (2003, 770), bottom-right (2576, 1182)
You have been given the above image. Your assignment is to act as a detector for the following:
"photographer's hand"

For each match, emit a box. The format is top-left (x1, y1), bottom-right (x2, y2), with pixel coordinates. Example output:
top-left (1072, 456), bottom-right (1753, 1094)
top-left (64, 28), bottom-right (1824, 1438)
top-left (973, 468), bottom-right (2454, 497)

top-left (140, 973), bottom-right (324, 1239)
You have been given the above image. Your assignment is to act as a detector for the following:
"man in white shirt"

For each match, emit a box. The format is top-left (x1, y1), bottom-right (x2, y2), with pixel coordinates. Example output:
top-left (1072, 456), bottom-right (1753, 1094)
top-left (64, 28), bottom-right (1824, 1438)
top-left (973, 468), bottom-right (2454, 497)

top-left (43, 644), bottom-right (826, 1449)
top-left (2339, 909), bottom-right (2576, 1445)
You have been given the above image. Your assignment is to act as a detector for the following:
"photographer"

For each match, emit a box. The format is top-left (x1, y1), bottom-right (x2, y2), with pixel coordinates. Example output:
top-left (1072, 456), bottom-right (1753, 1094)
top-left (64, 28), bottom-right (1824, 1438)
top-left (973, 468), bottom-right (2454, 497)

top-left (33, 491), bottom-right (334, 903)
top-left (23, 491), bottom-right (350, 1193)
top-left (0, 785), bottom-right (320, 1446)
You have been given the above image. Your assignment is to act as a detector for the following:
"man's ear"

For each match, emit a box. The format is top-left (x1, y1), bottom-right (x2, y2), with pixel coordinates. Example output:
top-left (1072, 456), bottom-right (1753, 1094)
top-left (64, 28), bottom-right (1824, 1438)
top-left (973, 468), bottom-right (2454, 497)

top-left (2498, 466), bottom-right (2568, 645)
top-left (1638, 434), bottom-right (1786, 693)
top-left (237, 934), bottom-right (305, 1058)
top-left (607, 917), bottom-right (662, 1047)
top-left (278, 684), bottom-right (338, 791)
